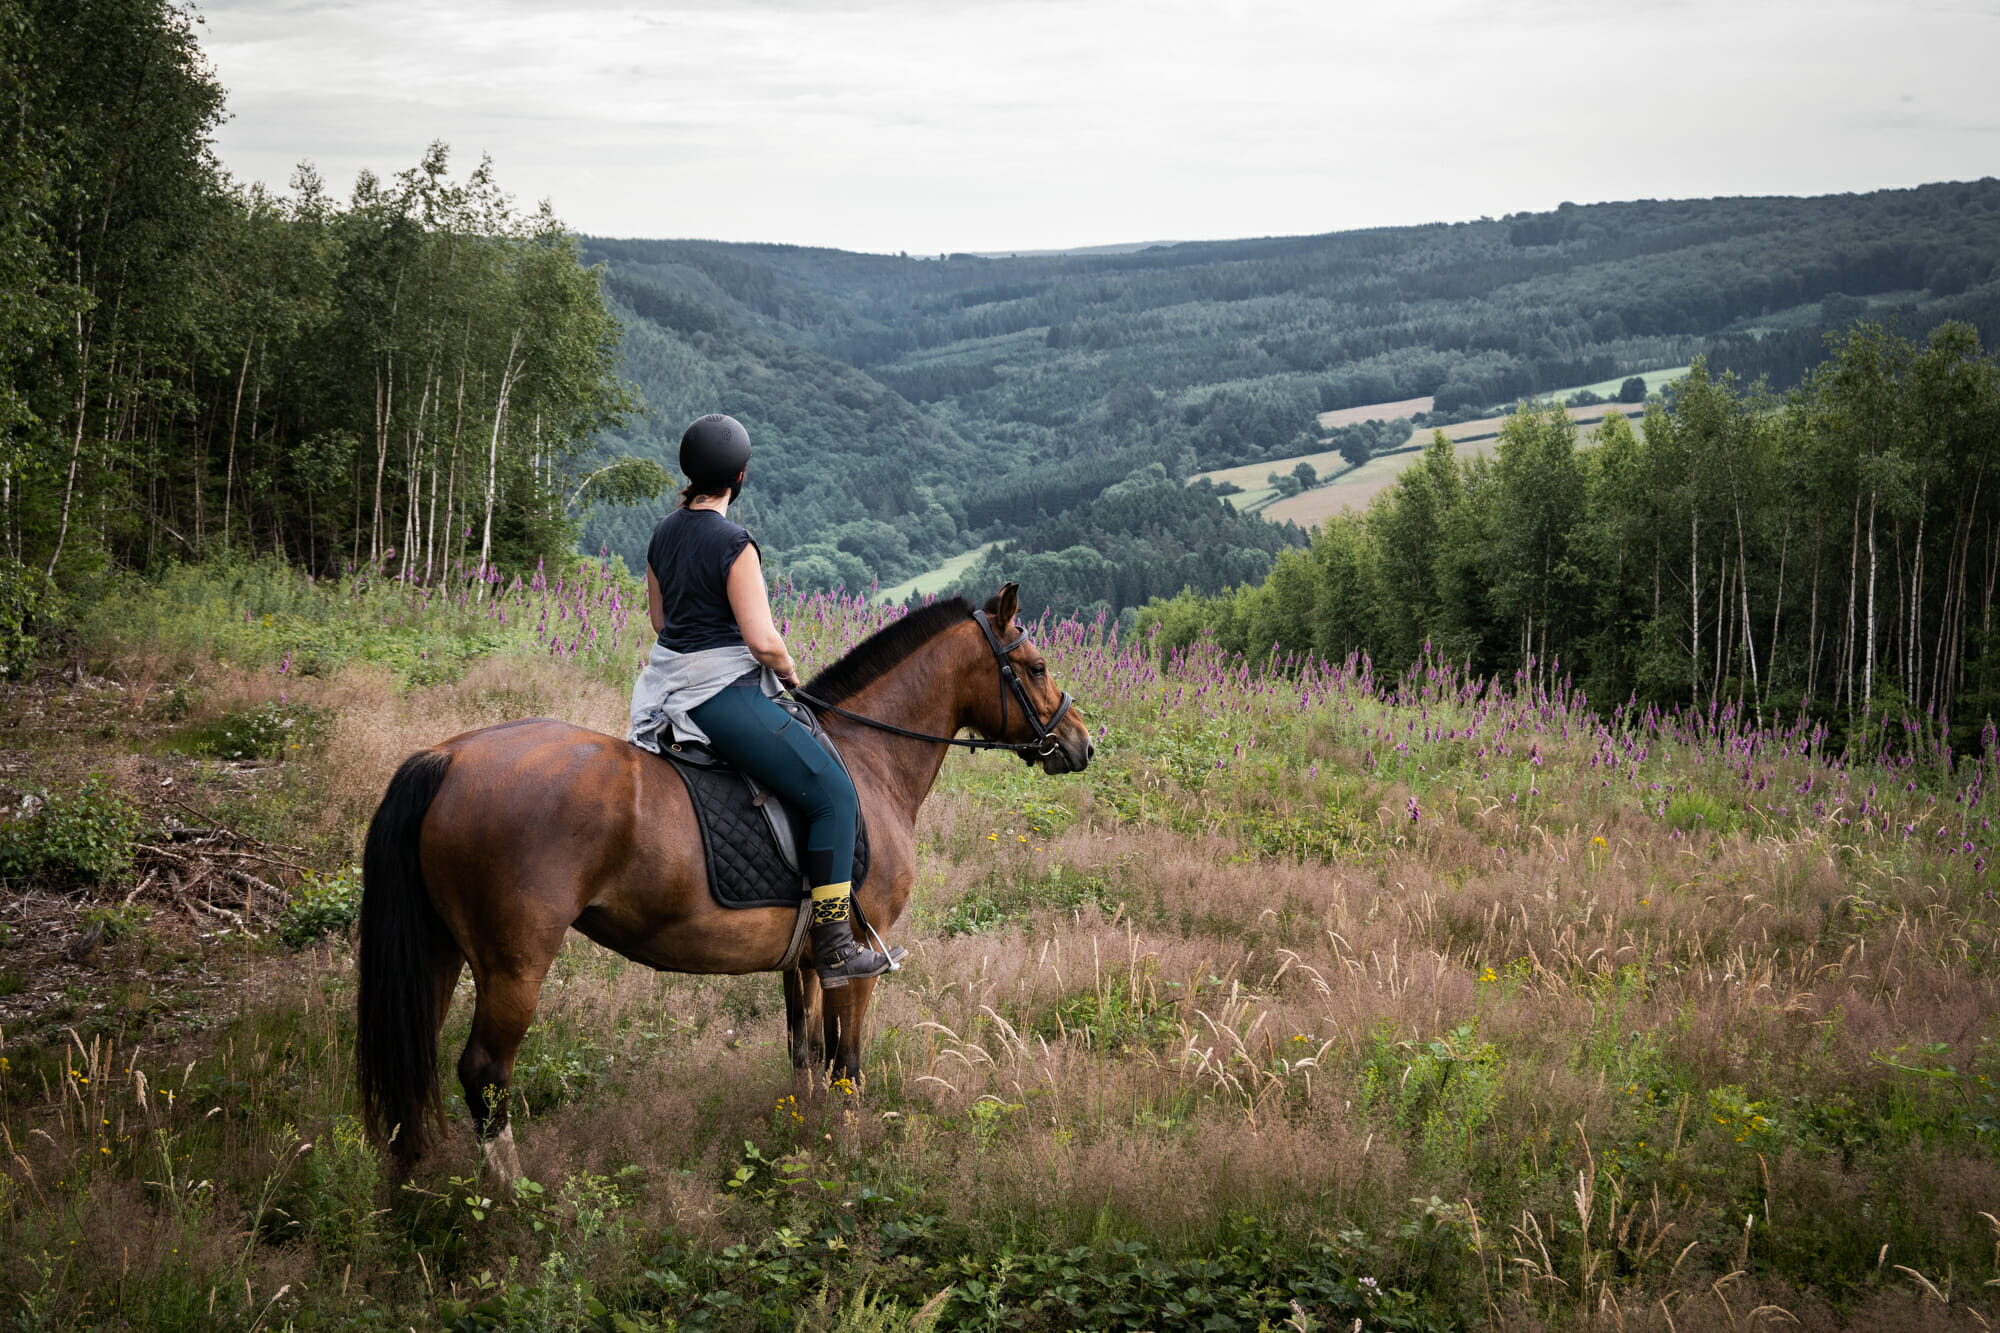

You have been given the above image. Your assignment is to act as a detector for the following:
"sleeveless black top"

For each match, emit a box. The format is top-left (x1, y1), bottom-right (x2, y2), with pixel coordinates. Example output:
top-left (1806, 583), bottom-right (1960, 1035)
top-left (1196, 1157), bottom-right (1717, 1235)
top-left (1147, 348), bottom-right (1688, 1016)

top-left (647, 507), bottom-right (756, 654)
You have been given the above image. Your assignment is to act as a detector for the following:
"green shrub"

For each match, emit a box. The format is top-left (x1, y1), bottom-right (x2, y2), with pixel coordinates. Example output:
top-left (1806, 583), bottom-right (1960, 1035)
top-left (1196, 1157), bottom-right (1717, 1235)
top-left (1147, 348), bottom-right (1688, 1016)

top-left (177, 700), bottom-right (329, 761)
top-left (0, 557), bottom-right (60, 680)
top-left (1238, 804), bottom-right (1372, 861)
top-left (278, 865), bottom-right (361, 946)
top-left (1015, 798), bottom-right (1073, 838)
top-left (80, 902), bottom-right (152, 943)
top-left (510, 1033), bottom-right (611, 1114)
top-left (933, 863), bottom-right (1112, 936)
top-left (0, 777), bottom-right (144, 887)
top-left (270, 1115), bottom-right (381, 1257)
top-left (1665, 790), bottom-right (1734, 834)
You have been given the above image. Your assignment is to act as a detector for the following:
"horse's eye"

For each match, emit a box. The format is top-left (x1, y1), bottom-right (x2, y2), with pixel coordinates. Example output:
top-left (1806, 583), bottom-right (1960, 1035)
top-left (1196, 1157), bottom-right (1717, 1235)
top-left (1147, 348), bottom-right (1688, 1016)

top-left (1031, 663), bottom-right (1047, 678)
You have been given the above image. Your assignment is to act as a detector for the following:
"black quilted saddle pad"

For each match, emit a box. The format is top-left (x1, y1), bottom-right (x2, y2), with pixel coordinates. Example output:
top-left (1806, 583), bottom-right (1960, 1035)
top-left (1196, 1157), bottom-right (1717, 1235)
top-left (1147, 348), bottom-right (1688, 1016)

top-left (656, 718), bottom-right (870, 911)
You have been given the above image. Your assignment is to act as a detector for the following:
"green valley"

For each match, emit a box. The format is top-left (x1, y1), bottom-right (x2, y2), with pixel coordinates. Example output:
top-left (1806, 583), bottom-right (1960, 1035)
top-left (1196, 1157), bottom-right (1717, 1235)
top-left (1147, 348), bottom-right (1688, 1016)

top-left (579, 186), bottom-right (2000, 618)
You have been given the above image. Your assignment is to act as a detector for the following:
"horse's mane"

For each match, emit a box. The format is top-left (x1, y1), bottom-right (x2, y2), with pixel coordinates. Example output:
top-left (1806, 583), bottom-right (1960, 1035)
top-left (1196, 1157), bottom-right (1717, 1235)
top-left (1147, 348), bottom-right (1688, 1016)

top-left (801, 597), bottom-right (975, 707)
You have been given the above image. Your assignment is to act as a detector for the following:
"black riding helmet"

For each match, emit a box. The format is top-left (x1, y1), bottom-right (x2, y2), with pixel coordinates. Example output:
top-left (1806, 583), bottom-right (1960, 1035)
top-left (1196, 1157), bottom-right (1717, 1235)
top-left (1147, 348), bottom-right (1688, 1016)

top-left (680, 414), bottom-right (751, 486)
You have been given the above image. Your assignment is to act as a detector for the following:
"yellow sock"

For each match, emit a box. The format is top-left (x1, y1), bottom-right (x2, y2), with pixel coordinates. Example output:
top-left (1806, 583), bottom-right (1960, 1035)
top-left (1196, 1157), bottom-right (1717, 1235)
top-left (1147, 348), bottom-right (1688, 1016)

top-left (810, 881), bottom-right (851, 926)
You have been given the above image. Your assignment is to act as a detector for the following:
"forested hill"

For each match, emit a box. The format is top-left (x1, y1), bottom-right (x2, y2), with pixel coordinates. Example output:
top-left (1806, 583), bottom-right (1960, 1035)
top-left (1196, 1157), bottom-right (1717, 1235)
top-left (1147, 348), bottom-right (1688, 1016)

top-left (578, 182), bottom-right (2000, 609)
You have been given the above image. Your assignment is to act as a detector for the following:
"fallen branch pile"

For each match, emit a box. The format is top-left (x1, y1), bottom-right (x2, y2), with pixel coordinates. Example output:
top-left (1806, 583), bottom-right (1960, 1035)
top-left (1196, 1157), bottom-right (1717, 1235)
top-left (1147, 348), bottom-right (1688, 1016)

top-left (126, 800), bottom-right (304, 939)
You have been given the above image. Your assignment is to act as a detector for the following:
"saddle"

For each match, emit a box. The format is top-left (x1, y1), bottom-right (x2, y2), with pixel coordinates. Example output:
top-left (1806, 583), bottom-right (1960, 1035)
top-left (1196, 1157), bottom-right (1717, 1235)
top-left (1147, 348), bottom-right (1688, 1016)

top-left (653, 696), bottom-right (872, 920)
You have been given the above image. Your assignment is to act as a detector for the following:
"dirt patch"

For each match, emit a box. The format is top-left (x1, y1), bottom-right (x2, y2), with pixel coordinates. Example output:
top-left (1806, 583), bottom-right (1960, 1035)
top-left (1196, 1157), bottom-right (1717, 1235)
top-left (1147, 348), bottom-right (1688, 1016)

top-left (0, 667), bottom-right (318, 1053)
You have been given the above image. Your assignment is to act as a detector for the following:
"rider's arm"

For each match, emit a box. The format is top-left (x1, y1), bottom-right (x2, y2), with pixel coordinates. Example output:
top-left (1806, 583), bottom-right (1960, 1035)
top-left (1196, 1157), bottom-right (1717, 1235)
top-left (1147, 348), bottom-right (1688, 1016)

top-left (645, 565), bottom-right (665, 634)
top-left (726, 544), bottom-right (801, 689)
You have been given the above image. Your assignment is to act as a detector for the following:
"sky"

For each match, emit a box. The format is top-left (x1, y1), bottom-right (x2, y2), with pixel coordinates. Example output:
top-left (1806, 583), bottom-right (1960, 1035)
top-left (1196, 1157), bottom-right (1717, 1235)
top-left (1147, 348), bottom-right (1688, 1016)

top-left (200, 0), bottom-right (2000, 256)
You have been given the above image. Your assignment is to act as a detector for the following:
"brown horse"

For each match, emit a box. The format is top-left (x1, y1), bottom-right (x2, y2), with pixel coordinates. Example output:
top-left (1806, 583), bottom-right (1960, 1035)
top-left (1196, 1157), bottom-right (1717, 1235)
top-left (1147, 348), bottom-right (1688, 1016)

top-left (355, 584), bottom-right (1091, 1176)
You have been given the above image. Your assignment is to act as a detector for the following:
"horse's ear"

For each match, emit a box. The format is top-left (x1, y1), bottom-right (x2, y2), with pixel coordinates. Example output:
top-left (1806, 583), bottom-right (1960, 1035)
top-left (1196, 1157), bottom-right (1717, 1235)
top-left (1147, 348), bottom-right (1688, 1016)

top-left (984, 582), bottom-right (1020, 627)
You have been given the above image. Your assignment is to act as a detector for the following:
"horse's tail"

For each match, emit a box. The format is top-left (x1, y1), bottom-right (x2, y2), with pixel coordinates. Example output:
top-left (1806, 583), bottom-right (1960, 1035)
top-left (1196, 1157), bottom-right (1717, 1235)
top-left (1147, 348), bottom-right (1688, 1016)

top-left (356, 748), bottom-right (455, 1172)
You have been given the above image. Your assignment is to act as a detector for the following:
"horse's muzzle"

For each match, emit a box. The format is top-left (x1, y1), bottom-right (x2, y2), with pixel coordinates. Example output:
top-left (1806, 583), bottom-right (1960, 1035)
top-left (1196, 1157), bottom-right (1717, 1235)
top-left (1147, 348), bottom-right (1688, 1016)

top-left (1038, 730), bottom-right (1092, 775)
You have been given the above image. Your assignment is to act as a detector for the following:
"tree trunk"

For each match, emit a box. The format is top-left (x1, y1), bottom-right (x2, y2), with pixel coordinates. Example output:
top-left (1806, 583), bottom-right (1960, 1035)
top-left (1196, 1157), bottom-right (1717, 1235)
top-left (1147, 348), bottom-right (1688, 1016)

top-left (1690, 507), bottom-right (1700, 700)
top-left (1768, 518), bottom-right (1790, 716)
top-left (1908, 485), bottom-right (1927, 706)
top-left (438, 366), bottom-right (466, 583)
top-left (46, 295), bottom-right (96, 579)
top-left (1864, 484), bottom-right (1879, 715)
top-left (402, 369), bottom-right (434, 580)
top-left (1843, 490), bottom-right (1862, 711)
top-left (477, 329), bottom-right (526, 584)
top-left (1740, 542), bottom-right (1760, 723)
top-left (1713, 548), bottom-right (1729, 709)
top-left (1933, 485), bottom-right (1975, 719)
top-left (371, 353), bottom-right (392, 565)
top-left (222, 334), bottom-right (253, 550)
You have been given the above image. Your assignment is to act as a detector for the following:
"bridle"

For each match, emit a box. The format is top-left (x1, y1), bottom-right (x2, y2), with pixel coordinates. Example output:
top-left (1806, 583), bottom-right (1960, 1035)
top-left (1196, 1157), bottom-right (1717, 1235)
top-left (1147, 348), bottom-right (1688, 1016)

top-left (791, 609), bottom-right (1076, 758)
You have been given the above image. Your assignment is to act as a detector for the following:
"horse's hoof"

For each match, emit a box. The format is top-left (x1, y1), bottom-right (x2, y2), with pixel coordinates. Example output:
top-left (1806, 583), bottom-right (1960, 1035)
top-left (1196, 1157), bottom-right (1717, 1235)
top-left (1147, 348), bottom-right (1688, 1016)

top-left (481, 1123), bottom-right (522, 1183)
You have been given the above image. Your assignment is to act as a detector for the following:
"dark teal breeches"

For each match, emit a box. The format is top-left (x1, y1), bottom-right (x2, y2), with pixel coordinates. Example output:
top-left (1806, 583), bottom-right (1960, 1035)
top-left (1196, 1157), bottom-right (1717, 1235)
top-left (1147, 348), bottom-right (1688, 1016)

top-left (686, 686), bottom-right (857, 889)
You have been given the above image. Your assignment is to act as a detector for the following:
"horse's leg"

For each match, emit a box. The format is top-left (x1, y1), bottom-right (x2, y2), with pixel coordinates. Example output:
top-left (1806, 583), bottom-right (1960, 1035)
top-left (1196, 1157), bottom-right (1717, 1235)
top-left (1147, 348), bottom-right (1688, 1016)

top-left (821, 977), bottom-right (877, 1090)
top-left (458, 970), bottom-right (546, 1183)
top-left (784, 966), bottom-right (825, 1079)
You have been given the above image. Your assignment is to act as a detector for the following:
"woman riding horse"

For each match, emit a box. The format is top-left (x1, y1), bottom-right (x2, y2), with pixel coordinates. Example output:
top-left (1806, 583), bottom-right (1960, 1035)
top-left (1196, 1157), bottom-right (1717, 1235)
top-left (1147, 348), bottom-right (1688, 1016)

top-left (353, 425), bottom-right (1093, 1179)
top-left (628, 413), bottom-right (895, 988)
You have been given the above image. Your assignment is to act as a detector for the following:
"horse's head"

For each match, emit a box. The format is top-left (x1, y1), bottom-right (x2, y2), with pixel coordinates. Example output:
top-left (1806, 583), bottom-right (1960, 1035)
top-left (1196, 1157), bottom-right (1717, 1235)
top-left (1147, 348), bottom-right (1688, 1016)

top-left (971, 583), bottom-right (1094, 775)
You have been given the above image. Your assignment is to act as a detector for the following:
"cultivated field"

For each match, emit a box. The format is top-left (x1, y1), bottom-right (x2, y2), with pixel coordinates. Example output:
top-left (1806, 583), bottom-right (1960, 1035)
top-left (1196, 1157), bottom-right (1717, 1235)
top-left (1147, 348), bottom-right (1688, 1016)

top-left (1200, 391), bottom-right (1664, 524)
top-left (1, 561), bottom-right (1995, 1330)
top-left (1316, 396), bottom-right (1435, 432)
top-left (1261, 401), bottom-right (1645, 530)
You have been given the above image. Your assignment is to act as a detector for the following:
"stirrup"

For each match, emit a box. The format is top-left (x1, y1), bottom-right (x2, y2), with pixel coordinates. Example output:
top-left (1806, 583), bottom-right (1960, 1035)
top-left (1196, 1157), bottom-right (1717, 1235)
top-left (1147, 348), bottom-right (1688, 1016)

top-left (859, 915), bottom-right (908, 971)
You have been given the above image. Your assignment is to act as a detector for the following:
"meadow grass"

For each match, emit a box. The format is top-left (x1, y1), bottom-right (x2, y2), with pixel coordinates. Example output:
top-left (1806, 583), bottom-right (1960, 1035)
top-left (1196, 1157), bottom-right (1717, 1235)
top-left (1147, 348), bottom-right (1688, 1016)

top-left (1, 559), bottom-right (1997, 1329)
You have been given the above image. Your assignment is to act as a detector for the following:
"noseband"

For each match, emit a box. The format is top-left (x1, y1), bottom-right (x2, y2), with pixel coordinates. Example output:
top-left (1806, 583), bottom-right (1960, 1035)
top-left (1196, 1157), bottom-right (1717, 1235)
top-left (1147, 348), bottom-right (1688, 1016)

top-left (792, 609), bottom-right (1075, 757)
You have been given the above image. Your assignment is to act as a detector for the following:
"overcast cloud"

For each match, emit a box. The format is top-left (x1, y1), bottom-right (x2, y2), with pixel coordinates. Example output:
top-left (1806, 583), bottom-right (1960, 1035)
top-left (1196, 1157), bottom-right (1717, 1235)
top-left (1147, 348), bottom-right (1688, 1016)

top-left (200, 0), bottom-right (2000, 255)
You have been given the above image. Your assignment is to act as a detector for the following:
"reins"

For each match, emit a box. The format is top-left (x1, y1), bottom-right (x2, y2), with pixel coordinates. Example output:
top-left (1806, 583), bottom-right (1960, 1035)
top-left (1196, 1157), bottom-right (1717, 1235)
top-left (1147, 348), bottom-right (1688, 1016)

top-left (791, 609), bottom-right (1075, 757)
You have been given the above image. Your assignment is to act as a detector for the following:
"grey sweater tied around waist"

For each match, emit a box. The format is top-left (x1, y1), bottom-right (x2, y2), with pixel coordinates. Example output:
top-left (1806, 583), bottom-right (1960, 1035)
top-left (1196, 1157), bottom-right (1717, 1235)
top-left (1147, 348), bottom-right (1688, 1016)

top-left (628, 642), bottom-right (780, 752)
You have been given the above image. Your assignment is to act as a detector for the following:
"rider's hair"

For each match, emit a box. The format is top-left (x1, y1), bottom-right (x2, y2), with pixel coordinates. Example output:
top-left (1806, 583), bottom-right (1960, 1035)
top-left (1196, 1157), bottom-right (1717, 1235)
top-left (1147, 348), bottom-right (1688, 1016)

top-left (679, 474), bottom-right (742, 507)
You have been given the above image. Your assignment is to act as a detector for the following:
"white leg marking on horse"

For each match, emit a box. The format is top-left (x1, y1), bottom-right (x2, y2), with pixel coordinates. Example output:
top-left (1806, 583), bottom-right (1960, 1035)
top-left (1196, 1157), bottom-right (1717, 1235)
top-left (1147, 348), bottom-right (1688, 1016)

top-left (482, 1123), bottom-right (522, 1183)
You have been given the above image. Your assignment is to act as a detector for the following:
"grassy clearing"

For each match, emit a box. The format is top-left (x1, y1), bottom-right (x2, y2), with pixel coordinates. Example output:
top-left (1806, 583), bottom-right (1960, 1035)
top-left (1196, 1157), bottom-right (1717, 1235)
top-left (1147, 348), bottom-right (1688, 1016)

top-left (1, 563), bottom-right (1997, 1329)
top-left (876, 544), bottom-right (1001, 606)
top-left (1544, 366), bottom-right (1691, 404)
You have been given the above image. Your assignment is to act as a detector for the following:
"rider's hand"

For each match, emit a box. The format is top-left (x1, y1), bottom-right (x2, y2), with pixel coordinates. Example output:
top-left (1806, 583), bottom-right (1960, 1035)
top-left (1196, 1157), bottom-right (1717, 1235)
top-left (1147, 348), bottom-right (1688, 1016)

top-left (778, 666), bottom-right (802, 691)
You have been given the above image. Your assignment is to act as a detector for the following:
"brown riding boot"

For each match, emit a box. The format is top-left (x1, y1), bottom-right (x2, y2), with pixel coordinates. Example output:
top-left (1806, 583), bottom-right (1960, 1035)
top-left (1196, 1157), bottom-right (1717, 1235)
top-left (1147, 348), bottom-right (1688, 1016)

top-left (809, 882), bottom-right (899, 988)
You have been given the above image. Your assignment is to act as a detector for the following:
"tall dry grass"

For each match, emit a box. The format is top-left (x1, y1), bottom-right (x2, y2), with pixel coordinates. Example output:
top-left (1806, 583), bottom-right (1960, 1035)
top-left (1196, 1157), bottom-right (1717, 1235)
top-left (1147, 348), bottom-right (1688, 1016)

top-left (3, 564), bottom-right (1997, 1328)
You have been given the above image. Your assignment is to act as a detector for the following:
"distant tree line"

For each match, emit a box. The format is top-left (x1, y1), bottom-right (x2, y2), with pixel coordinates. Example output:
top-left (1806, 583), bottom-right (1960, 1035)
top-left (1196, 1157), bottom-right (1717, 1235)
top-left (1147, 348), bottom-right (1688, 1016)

top-left (940, 464), bottom-right (1304, 623)
top-left (1140, 323), bottom-right (2000, 753)
top-left (0, 0), bottom-right (646, 651)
